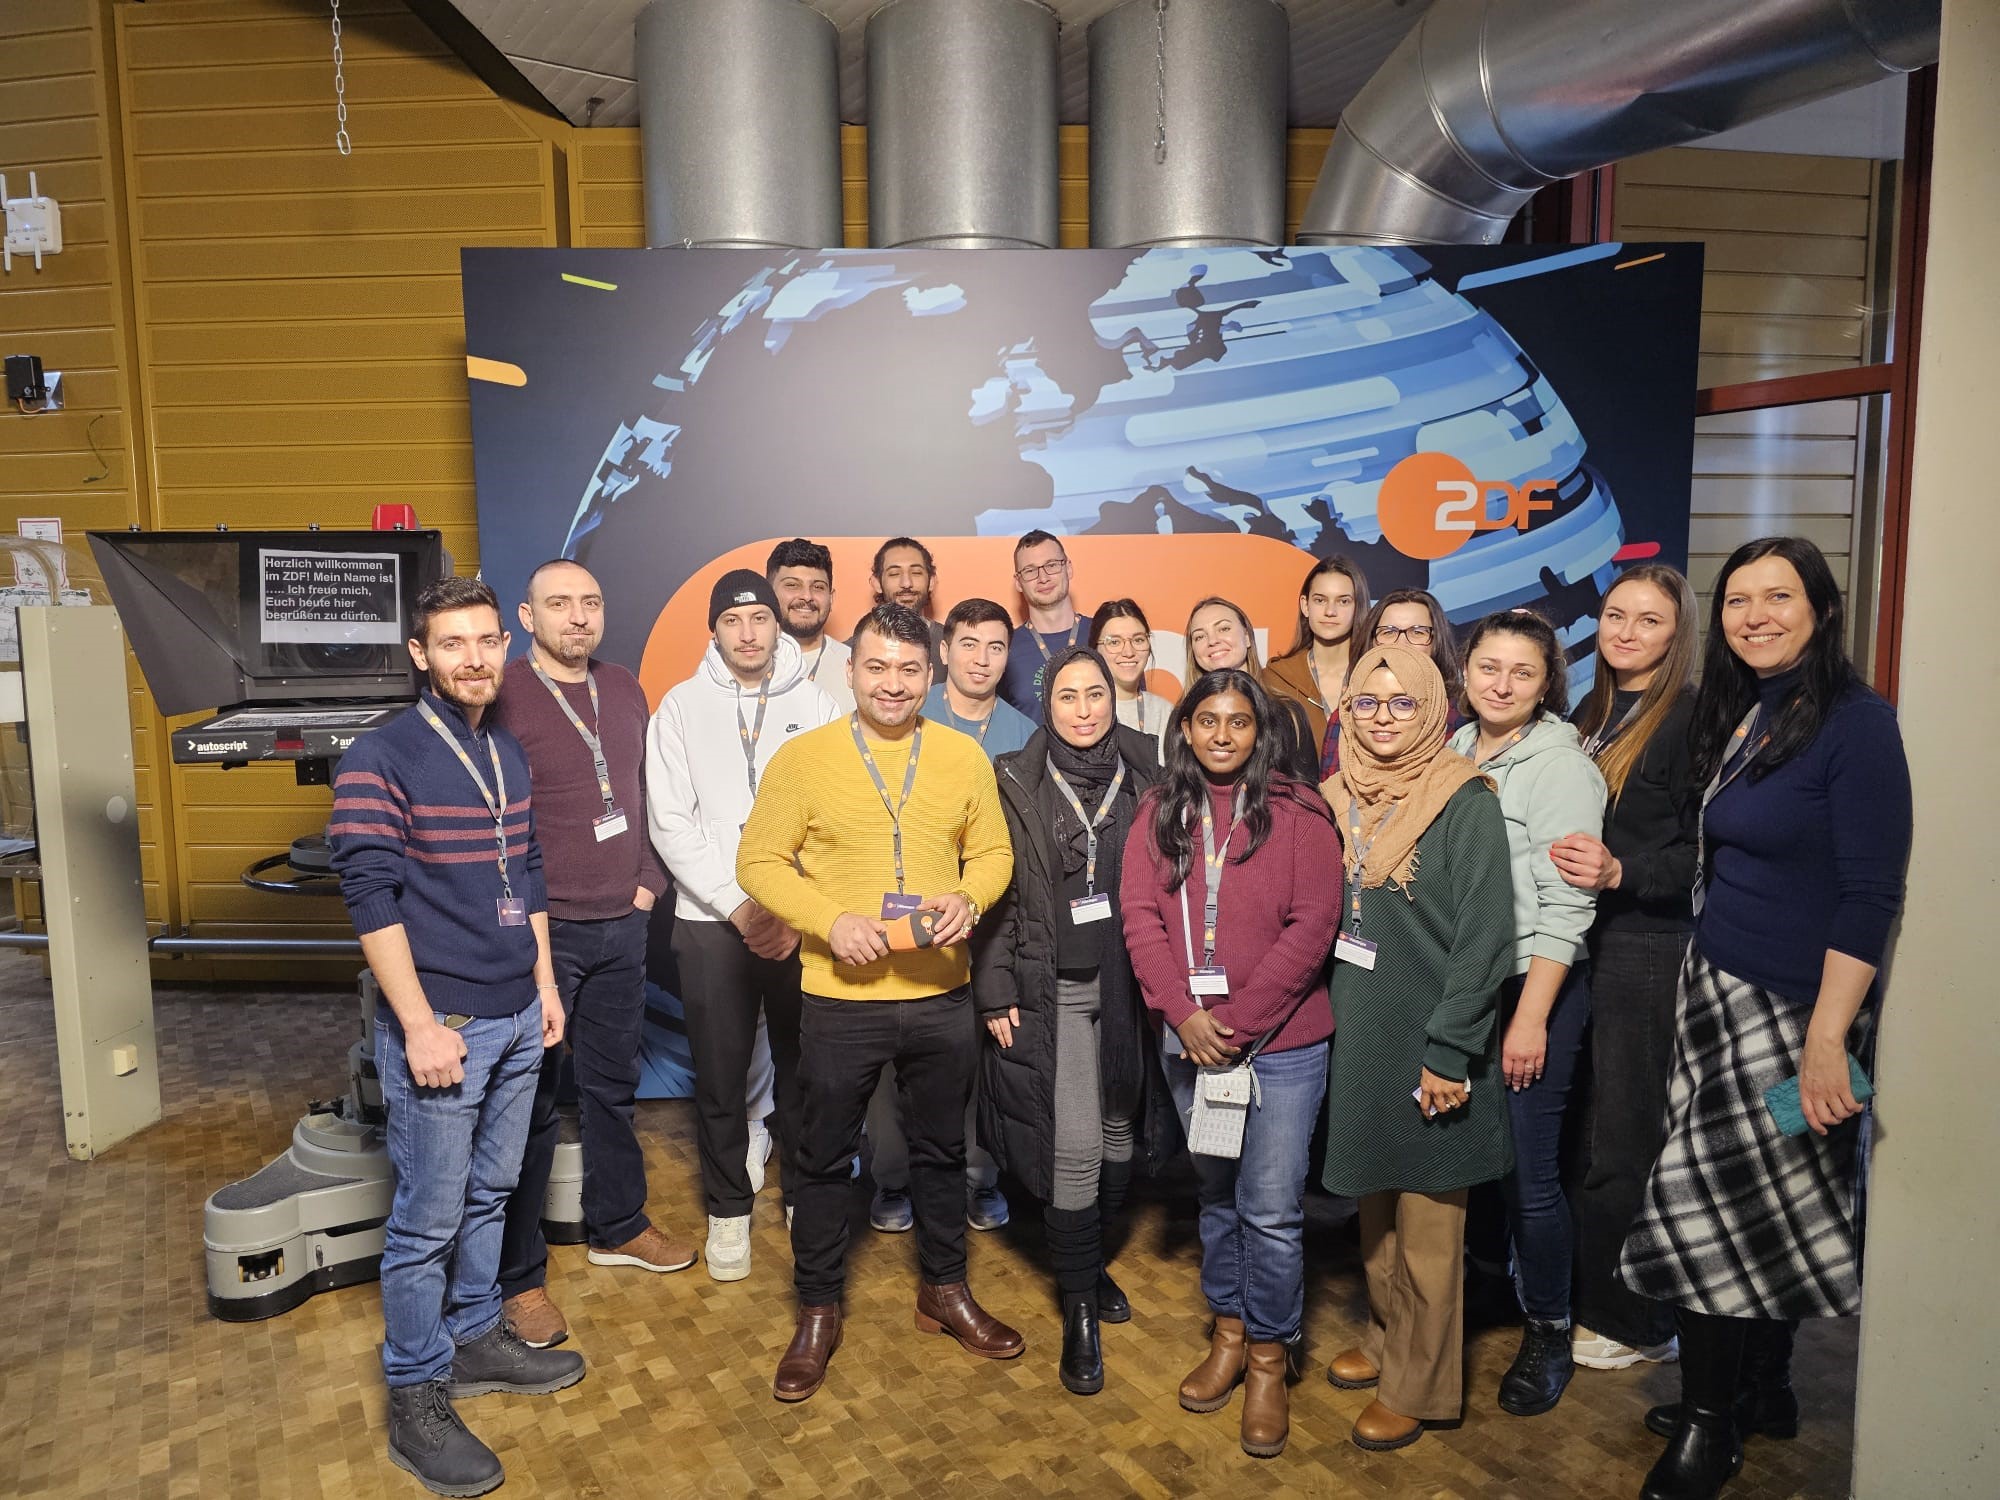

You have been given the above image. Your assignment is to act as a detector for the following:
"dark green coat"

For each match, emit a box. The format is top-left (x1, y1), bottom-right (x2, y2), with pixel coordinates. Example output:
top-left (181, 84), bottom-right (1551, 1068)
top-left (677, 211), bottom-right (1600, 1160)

top-left (1322, 780), bottom-right (1515, 1199)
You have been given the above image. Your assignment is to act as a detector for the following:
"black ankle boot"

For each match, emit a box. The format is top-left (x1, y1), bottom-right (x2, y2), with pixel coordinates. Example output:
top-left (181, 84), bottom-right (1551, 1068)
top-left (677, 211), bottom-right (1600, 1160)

top-left (1096, 1268), bottom-right (1131, 1324)
top-left (1060, 1292), bottom-right (1104, 1395)
top-left (387, 1378), bottom-right (503, 1497)
top-left (1641, 1404), bottom-right (1743, 1500)
top-left (1498, 1319), bottom-right (1574, 1416)
top-left (1646, 1316), bottom-right (1797, 1441)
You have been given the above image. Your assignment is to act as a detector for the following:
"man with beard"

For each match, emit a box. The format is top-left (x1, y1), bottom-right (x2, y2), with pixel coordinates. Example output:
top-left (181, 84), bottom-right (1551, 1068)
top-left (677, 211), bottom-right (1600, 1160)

top-left (648, 569), bottom-right (838, 1281)
top-left (488, 560), bottom-right (693, 1356)
top-left (330, 576), bottom-right (583, 1498)
top-left (999, 530), bottom-right (1086, 717)
top-left (738, 603), bottom-right (1021, 1402)
top-left (768, 538), bottom-right (853, 715)
top-left (870, 536), bottom-right (947, 677)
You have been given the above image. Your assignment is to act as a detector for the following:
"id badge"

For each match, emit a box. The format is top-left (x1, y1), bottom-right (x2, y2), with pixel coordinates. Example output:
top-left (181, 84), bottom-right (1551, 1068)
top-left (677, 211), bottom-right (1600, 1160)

top-left (1334, 933), bottom-right (1378, 970)
top-left (496, 897), bottom-right (528, 928)
top-left (1069, 893), bottom-right (1112, 925)
top-left (880, 892), bottom-right (923, 920)
top-left (592, 809), bottom-right (629, 842)
top-left (1189, 966), bottom-right (1229, 997)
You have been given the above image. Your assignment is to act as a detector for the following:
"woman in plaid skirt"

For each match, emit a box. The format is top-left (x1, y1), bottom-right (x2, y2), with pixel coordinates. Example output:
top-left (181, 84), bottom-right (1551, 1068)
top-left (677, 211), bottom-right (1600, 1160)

top-left (1617, 538), bottom-right (1911, 1500)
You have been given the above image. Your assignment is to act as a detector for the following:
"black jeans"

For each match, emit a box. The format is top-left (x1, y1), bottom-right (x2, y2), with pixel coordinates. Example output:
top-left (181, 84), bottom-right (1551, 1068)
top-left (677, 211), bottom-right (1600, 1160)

top-left (1572, 927), bottom-right (1687, 1347)
top-left (792, 987), bottom-right (977, 1305)
top-left (670, 916), bottom-right (804, 1217)
top-left (499, 907), bottom-right (652, 1297)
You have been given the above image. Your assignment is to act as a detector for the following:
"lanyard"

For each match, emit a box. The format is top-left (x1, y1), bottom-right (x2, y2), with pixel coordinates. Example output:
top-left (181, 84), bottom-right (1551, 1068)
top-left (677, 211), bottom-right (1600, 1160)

top-left (735, 670), bottom-right (773, 797)
top-left (1581, 695), bottom-right (1645, 760)
top-left (803, 642), bottom-right (826, 682)
top-left (1047, 759), bottom-right (1127, 895)
top-left (851, 714), bottom-right (923, 894)
top-left (528, 658), bottom-right (615, 813)
top-left (1032, 620), bottom-right (1083, 661)
top-left (1694, 705), bottom-right (1768, 915)
top-left (947, 699), bottom-right (994, 746)
top-left (1306, 651), bottom-right (1339, 715)
top-left (1342, 798), bottom-right (1399, 935)
top-left (1475, 724), bottom-right (1526, 766)
top-left (1177, 800), bottom-right (1244, 966)
top-left (417, 699), bottom-right (513, 899)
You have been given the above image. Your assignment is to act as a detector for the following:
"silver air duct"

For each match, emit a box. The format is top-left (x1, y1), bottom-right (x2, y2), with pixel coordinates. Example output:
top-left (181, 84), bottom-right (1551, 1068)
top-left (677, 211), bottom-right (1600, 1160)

top-left (635, 0), bottom-right (842, 249)
top-left (1088, 0), bottom-right (1289, 248)
top-left (1300, 0), bottom-right (1940, 246)
top-left (867, 0), bottom-right (1060, 249)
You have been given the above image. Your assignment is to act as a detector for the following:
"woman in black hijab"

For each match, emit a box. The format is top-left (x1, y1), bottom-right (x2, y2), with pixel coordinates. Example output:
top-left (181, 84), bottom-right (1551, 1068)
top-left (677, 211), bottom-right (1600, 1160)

top-left (973, 646), bottom-right (1170, 1396)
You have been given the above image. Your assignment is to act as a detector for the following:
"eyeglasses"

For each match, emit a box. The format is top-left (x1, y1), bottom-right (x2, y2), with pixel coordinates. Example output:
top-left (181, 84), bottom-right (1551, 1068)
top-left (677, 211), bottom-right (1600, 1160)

top-left (1350, 694), bottom-right (1420, 721)
top-left (1016, 559), bottom-right (1070, 583)
top-left (1097, 632), bottom-right (1149, 653)
top-left (1374, 624), bottom-right (1436, 646)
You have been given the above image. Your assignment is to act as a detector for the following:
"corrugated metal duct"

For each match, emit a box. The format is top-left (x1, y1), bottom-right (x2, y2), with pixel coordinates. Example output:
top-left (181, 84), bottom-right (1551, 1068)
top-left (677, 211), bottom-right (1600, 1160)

top-left (1300, 0), bottom-right (1941, 246)
top-left (867, 0), bottom-right (1060, 249)
top-left (634, 0), bottom-right (842, 249)
top-left (1088, 0), bottom-right (1288, 248)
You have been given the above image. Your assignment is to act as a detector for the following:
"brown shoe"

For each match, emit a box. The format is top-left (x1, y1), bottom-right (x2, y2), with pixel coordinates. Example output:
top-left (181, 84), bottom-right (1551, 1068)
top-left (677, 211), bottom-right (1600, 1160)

top-left (1241, 1342), bottom-right (1291, 1458)
top-left (914, 1281), bottom-right (1025, 1360)
top-left (1352, 1397), bottom-right (1425, 1452)
top-left (1179, 1315), bottom-right (1247, 1413)
top-left (587, 1224), bottom-right (697, 1274)
top-left (1326, 1346), bottom-right (1380, 1390)
top-left (502, 1287), bottom-right (568, 1349)
top-left (774, 1304), bottom-right (843, 1403)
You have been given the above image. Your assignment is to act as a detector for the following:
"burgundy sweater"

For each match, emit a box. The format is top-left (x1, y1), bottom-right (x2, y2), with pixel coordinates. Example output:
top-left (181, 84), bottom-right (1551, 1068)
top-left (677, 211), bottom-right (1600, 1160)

top-left (1121, 779), bottom-right (1342, 1055)
top-left (489, 657), bottom-right (669, 921)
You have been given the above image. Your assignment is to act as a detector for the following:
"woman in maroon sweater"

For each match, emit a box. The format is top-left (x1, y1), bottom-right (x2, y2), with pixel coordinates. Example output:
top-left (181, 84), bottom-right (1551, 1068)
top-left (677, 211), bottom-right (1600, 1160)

top-left (1121, 669), bottom-right (1342, 1460)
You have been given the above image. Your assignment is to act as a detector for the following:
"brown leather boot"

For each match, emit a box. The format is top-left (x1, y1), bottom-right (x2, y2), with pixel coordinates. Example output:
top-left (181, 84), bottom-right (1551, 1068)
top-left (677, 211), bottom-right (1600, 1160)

top-left (1325, 1347), bottom-right (1380, 1390)
top-left (1178, 1315), bottom-right (1247, 1413)
top-left (1240, 1341), bottom-right (1291, 1458)
top-left (1352, 1397), bottom-right (1425, 1452)
top-left (914, 1282), bottom-right (1025, 1359)
top-left (773, 1304), bottom-right (843, 1403)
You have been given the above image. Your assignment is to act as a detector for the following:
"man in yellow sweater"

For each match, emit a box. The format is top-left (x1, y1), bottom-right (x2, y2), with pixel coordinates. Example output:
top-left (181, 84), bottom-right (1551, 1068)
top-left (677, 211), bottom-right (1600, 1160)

top-left (738, 602), bottom-right (1020, 1402)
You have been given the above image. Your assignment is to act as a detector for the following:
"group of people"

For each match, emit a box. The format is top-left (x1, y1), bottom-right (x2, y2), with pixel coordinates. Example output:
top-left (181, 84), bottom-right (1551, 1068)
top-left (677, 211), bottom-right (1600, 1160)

top-left (329, 526), bottom-right (1911, 1500)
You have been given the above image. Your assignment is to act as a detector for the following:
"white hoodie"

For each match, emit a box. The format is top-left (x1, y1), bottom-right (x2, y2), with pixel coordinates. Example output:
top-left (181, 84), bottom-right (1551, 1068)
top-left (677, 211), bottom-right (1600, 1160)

top-left (647, 634), bottom-right (839, 923)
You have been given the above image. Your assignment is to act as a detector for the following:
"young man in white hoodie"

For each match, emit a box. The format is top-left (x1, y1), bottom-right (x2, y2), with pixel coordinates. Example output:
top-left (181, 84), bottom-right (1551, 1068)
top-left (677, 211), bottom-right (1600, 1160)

top-left (647, 570), bottom-right (839, 1280)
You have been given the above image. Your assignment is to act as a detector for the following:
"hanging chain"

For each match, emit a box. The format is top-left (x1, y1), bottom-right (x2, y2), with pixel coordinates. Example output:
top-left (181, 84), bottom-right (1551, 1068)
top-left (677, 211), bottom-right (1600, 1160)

top-left (1153, 0), bottom-right (1169, 165)
top-left (330, 0), bottom-right (351, 156)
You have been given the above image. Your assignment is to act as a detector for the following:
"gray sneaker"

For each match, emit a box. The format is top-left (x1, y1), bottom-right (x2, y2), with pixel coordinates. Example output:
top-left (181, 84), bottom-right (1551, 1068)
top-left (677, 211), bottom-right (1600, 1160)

top-left (387, 1378), bottom-right (502, 1497)
top-left (967, 1184), bottom-right (1011, 1231)
top-left (449, 1318), bottom-right (586, 1398)
top-left (870, 1187), bottom-right (914, 1233)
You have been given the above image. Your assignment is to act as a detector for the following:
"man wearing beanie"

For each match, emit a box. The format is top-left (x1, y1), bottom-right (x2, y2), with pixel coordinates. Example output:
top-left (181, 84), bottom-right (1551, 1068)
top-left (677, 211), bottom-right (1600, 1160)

top-left (648, 568), bottom-right (839, 1281)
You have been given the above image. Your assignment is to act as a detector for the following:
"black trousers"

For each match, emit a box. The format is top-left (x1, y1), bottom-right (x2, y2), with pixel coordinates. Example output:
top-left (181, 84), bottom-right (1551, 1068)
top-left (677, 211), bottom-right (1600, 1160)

top-left (791, 987), bottom-right (977, 1305)
top-left (499, 908), bottom-right (651, 1297)
top-left (1572, 927), bottom-right (1687, 1347)
top-left (671, 915), bottom-right (805, 1217)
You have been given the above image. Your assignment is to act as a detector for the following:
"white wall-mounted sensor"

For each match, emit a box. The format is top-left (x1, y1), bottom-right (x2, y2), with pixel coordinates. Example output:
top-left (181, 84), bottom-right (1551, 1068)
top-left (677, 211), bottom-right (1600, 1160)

top-left (3, 172), bottom-right (64, 273)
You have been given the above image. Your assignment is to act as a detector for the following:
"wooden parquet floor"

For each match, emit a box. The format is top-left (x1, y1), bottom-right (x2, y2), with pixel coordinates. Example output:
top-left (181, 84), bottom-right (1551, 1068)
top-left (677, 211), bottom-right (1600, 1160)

top-left (0, 966), bottom-right (1856, 1499)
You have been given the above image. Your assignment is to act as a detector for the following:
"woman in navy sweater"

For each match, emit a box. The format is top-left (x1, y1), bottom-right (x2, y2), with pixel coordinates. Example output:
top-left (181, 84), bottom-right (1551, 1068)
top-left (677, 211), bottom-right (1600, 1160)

top-left (1618, 538), bottom-right (1911, 1500)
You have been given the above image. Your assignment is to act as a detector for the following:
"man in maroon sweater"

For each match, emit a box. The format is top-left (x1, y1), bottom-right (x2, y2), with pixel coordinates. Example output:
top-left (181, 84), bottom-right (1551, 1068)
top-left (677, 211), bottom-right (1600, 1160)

top-left (491, 559), bottom-right (691, 1349)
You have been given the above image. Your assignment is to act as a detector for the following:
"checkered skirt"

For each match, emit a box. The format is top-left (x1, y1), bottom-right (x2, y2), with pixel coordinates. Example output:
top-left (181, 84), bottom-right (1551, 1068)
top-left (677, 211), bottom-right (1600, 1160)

top-left (1618, 947), bottom-right (1865, 1319)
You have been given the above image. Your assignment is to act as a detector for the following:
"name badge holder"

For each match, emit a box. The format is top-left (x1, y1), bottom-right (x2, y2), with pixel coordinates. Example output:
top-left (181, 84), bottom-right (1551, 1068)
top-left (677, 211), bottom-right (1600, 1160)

top-left (853, 716), bottom-right (925, 927)
top-left (417, 700), bottom-right (522, 931)
top-left (1179, 805), bottom-right (1260, 1159)
top-left (1048, 758), bottom-right (1126, 927)
top-left (529, 659), bottom-right (630, 841)
top-left (1336, 798), bottom-right (1399, 970)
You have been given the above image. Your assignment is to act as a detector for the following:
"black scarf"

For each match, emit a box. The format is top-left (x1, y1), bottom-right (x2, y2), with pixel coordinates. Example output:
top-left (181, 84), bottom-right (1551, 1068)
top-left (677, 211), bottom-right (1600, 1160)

top-left (1041, 646), bottom-right (1128, 876)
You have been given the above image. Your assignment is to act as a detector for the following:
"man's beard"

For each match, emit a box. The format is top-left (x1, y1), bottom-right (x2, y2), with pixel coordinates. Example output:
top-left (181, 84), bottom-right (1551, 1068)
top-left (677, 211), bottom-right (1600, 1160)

top-left (431, 664), bottom-right (499, 707)
top-left (540, 629), bottom-right (597, 666)
top-left (781, 604), bottom-right (827, 641)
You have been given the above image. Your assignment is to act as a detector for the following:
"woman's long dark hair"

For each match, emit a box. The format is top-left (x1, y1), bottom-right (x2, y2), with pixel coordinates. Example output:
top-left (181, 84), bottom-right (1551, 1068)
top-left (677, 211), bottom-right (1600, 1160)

top-left (1353, 587), bottom-right (1462, 705)
top-left (1690, 536), bottom-right (1856, 784)
top-left (1286, 555), bottom-right (1371, 659)
top-left (1151, 669), bottom-right (1292, 892)
top-left (1459, 606), bottom-right (1571, 721)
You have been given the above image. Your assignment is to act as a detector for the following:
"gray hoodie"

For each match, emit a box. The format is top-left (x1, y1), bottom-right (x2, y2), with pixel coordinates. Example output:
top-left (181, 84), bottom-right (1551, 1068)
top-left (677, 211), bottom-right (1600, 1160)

top-left (1448, 712), bottom-right (1607, 975)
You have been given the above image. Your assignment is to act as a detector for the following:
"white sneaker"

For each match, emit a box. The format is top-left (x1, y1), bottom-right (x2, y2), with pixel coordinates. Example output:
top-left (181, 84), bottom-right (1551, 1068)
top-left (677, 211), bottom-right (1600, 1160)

top-left (746, 1118), bottom-right (773, 1195)
top-left (705, 1213), bottom-right (752, 1283)
top-left (1571, 1324), bottom-right (1679, 1370)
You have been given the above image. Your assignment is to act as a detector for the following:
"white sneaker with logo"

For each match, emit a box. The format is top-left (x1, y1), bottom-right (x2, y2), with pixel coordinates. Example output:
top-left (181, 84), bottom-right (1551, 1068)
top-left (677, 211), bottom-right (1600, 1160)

top-left (1571, 1324), bottom-right (1678, 1370)
top-left (746, 1118), bottom-right (774, 1195)
top-left (705, 1214), bottom-right (752, 1283)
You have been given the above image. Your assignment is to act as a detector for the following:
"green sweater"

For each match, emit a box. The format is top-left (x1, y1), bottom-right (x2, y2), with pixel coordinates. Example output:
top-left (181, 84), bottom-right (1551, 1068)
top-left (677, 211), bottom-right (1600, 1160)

top-left (1322, 780), bottom-right (1516, 1199)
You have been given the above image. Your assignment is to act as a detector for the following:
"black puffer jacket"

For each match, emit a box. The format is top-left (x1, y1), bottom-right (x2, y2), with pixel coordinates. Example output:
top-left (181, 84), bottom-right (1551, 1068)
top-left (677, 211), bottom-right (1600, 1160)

top-left (973, 725), bottom-right (1177, 1201)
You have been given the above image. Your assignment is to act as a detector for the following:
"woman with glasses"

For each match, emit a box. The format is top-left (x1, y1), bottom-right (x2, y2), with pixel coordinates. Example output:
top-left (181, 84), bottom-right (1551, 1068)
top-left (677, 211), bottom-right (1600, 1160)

top-left (1319, 644), bottom-right (1514, 1452)
top-left (1551, 567), bottom-right (1701, 1377)
top-left (1263, 556), bottom-right (1371, 766)
top-left (1091, 599), bottom-right (1175, 743)
top-left (1446, 609), bottom-right (1607, 1420)
top-left (1122, 669), bottom-right (1341, 1458)
top-left (1184, 597), bottom-right (1320, 782)
top-left (1328, 589), bottom-right (1463, 776)
top-left (1619, 538), bottom-right (1909, 1500)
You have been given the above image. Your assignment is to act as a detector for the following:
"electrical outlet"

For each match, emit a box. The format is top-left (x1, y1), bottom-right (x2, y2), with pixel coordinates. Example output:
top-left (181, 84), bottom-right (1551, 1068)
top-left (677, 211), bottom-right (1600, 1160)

top-left (2, 171), bottom-right (64, 273)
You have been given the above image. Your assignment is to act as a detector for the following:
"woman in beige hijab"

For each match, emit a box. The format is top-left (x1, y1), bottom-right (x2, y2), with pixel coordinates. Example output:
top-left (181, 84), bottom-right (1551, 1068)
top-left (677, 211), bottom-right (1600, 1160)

top-left (1318, 644), bottom-right (1517, 1452)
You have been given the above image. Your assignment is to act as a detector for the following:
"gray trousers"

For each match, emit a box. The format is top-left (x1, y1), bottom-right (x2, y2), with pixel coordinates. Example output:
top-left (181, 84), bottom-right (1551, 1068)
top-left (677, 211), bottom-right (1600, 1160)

top-left (1051, 973), bottom-right (1135, 1210)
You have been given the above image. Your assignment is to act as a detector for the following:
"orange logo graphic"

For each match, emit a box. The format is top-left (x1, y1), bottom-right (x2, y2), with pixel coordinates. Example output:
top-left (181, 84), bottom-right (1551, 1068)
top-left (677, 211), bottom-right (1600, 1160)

top-left (1376, 452), bottom-right (1557, 561)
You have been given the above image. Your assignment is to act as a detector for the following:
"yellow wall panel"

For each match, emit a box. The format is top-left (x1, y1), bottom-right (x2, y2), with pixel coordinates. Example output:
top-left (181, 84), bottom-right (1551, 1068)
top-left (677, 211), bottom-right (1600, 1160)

top-left (153, 401), bottom-right (468, 449)
top-left (144, 274), bottom-right (466, 324)
top-left (132, 98), bottom-right (534, 155)
top-left (152, 359), bottom-right (473, 405)
top-left (137, 187), bottom-right (549, 240)
top-left (138, 142), bottom-right (546, 199)
top-left (125, 55), bottom-right (488, 113)
top-left (141, 229), bottom-right (547, 281)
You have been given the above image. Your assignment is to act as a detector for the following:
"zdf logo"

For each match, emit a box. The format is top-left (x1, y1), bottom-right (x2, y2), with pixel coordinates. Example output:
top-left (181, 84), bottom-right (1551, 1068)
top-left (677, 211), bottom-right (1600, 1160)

top-left (1376, 452), bottom-right (1558, 561)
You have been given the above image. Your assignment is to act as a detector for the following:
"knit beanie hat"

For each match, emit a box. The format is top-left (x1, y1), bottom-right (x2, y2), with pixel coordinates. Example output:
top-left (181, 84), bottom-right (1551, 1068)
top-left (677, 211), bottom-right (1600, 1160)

top-left (709, 569), bottom-right (779, 630)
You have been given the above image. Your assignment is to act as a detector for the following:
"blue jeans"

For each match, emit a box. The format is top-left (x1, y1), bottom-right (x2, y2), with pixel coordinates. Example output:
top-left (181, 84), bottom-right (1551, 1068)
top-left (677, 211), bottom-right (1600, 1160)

top-left (378, 1000), bottom-right (545, 1388)
top-left (1165, 1039), bottom-right (1328, 1343)
top-left (1500, 965), bottom-right (1593, 1325)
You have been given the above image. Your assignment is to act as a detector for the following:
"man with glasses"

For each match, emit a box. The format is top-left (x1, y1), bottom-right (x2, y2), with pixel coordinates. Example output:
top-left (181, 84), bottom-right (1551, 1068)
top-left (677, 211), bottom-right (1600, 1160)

top-left (998, 529), bottom-right (1084, 717)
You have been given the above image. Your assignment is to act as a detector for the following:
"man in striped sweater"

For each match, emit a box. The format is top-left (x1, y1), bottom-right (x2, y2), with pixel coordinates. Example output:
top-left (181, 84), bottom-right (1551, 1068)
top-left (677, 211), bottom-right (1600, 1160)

top-left (330, 576), bottom-right (584, 1499)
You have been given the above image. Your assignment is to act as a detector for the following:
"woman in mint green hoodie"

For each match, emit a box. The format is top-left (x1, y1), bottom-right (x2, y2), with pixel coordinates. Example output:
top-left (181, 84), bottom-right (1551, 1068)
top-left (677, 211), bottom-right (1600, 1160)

top-left (1447, 609), bottom-right (1607, 1420)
